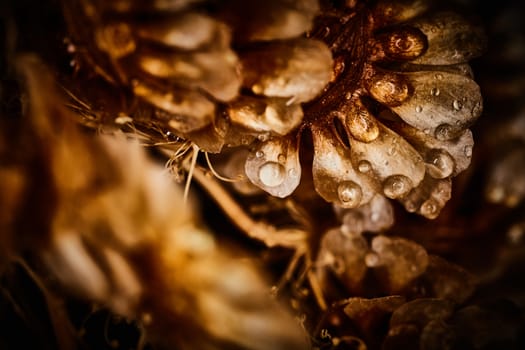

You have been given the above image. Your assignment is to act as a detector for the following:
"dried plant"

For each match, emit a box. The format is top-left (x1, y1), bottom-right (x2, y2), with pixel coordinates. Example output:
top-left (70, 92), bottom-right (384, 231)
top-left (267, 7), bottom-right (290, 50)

top-left (1, 0), bottom-right (525, 350)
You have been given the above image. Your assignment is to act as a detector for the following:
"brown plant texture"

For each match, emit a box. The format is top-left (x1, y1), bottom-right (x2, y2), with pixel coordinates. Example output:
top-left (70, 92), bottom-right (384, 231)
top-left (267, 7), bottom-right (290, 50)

top-left (1, 0), bottom-right (525, 350)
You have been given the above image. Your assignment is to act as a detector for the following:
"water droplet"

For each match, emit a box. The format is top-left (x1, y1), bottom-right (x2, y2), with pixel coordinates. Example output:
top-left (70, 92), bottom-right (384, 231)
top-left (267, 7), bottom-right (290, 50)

top-left (453, 100), bottom-right (463, 111)
top-left (255, 150), bottom-right (264, 158)
top-left (405, 200), bottom-right (417, 212)
top-left (358, 160), bottom-right (371, 173)
top-left (337, 181), bottom-right (362, 208)
top-left (388, 146), bottom-right (397, 156)
top-left (435, 73), bottom-right (443, 80)
top-left (415, 105), bottom-right (423, 113)
top-left (257, 133), bottom-right (269, 142)
top-left (421, 200), bottom-right (438, 217)
top-left (345, 92), bottom-right (352, 100)
top-left (252, 84), bottom-right (263, 94)
top-left (258, 162), bottom-right (286, 187)
top-left (427, 149), bottom-right (455, 178)
top-left (278, 154), bottom-right (286, 163)
top-left (434, 124), bottom-right (453, 140)
top-left (383, 175), bottom-right (412, 199)
top-left (288, 168), bottom-right (298, 178)
top-left (365, 252), bottom-right (381, 267)
top-left (423, 128), bottom-right (431, 134)
top-left (464, 145), bottom-right (473, 157)
top-left (430, 87), bottom-right (440, 96)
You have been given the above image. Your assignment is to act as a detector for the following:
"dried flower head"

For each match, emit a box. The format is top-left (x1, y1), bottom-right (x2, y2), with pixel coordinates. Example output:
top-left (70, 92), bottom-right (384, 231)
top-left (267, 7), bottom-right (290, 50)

top-left (59, 0), bottom-right (484, 220)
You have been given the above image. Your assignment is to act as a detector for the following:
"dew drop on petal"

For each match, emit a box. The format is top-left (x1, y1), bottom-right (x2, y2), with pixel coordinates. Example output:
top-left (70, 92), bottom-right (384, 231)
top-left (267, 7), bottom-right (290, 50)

top-left (259, 161), bottom-right (286, 187)
top-left (278, 153), bottom-right (286, 163)
top-left (358, 160), bottom-right (372, 173)
top-left (435, 73), bottom-right (443, 80)
top-left (288, 168), bottom-right (298, 178)
top-left (453, 100), bottom-right (463, 111)
top-left (337, 181), bottom-right (363, 208)
top-left (255, 150), bottom-right (264, 158)
top-left (430, 87), bottom-right (440, 96)
top-left (420, 199), bottom-right (438, 217)
top-left (365, 252), bottom-right (381, 267)
top-left (415, 105), bottom-right (423, 113)
top-left (434, 124), bottom-right (454, 141)
top-left (464, 145), bottom-right (473, 157)
top-left (427, 149), bottom-right (455, 179)
top-left (383, 175), bottom-right (412, 199)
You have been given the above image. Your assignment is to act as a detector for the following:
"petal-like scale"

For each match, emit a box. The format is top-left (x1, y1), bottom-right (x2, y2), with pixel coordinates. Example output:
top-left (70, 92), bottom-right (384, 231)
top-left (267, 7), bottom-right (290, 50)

top-left (311, 124), bottom-right (376, 208)
top-left (135, 13), bottom-right (228, 50)
top-left (137, 49), bottom-right (240, 101)
top-left (373, 0), bottom-right (430, 26)
top-left (348, 122), bottom-right (425, 199)
top-left (245, 135), bottom-right (301, 198)
top-left (227, 97), bottom-right (303, 135)
top-left (240, 38), bottom-right (333, 103)
top-left (409, 12), bottom-right (485, 65)
top-left (132, 80), bottom-right (215, 133)
top-left (390, 121), bottom-right (474, 177)
top-left (387, 71), bottom-right (482, 140)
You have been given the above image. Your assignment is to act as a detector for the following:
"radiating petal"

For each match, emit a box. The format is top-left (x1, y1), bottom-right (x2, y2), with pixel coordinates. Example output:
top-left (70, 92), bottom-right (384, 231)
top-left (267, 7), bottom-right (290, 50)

top-left (136, 49), bottom-right (240, 101)
top-left (373, 0), bottom-right (429, 26)
top-left (132, 80), bottom-right (215, 132)
top-left (408, 12), bottom-right (486, 65)
top-left (348, 121), bottom-right (425, 199)
top-left (135, 13), bottom-right (228, 50)
top-left (380, 70), bottom-right (482, 140)
top-left (388, 121), bottom-right (474, 177)
top-left (219, 0), bottom-right (319, 42)
top-left (227, 96), bottom-right (303, 135)
top-left (245, 135), bottom-right (301, 198)
top-left (240, 38), bottom-right (333, 103)
top-left (311, 124), bottom-right (376, 208)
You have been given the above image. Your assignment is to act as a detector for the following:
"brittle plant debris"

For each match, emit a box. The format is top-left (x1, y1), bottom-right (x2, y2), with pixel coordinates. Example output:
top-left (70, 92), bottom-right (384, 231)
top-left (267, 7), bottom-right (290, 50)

top-left (1, 0), bottom-right (525, 349)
